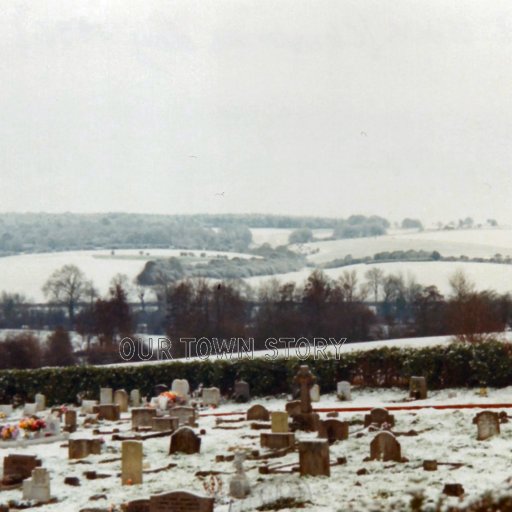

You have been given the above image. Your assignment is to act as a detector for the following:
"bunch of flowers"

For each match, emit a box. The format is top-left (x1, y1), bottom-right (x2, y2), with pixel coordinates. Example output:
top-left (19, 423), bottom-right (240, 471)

top-left (18, 417), bottom-right (46, 432)
top-left (160, 391), bottom-right (187, 406)
top-left (1, 424), bottom-right (19, 440)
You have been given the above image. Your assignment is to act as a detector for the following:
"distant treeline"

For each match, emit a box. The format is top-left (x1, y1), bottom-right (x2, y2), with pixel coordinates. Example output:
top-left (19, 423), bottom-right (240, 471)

top-left (0, 213), bottom-right (391, 256)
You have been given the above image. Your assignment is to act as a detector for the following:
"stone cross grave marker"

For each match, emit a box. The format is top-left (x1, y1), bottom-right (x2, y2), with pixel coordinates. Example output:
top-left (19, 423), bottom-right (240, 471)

top-left (294, 365), bottom-right (315, 414)
top-left (122, 440), bottom-right (143, 485)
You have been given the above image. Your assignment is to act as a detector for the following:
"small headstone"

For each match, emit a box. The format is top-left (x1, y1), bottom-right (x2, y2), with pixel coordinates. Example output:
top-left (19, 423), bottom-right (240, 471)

top-left (310, 384), bottom-right (320, 402)
top-left (94, 404), bottom-right (120, 421)
top-left (271, 412), bottom-right (289, 433)
top-left (260, 432), bottom-right (295, 450)
top-left (122, 441), bottom-right (143, 485)
top-left (370, 432), bottom-right (402, 462)
top-left (130, 389), bottom-right (141, 407)
top-left (64, 410), bottom-right (78, 433)
top-left (169, 427), bottom-right (201, 455)
top-left (474, 411), bottom-right (500, 440)
top-left (22, 468), bottom-right (51, 503)
top-left (298, 440), bottom-right (330, 477)
top-left (171, 379), bottom-right (190, 400)
top-left (202, 387), bottom-right (221, 407)
top-left (364, 408), bottom-right (395, 428)
top-left (0, 404), bottom-right (13, 416)
top-left (152, 417), bottom-right (179, 432)
top-left (68, 439), bottom-right (102, 459)
top-left (233, 380), bottom-right (250, 403)
top-left (35, 393), bottom-right (46, 412)
top-left (44, 414), bottom-right (61, 435)
top-left (247, 404), bottom-right (270, 421)
top-left (443, 483), bottom-right (465, 497)
top-left (409, 376), bottom-right (427, 400)
top-left (285, 400), bottom-right (301, 418)
top-left (132, 408), bottom-right (157, 429)
top-left (336, 381), bottom-right (351, 401)
top-left (81, 400), bottom-right (98, 414)
top-left (23, 403), bottom-right (37, 416)
top-left (100, 387), bottom-right (113, 405)
top-left (114, 389), bottom-right (129, 413)
top-left (423, 460), bottom-right (438, 471)
top-left (3, 455), bottom-right (41, 484)
top-left (171, 406), bottom-right (196, 426)
top-left (149, 491), bottom-right (214, 512)
top-left (318, 419), bottom-right (349, 444)
top-left (229, 452), bottom-right (250, 498)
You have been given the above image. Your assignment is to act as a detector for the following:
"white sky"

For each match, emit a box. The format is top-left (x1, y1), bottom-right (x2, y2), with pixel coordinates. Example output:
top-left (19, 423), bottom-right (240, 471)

top-left (1, 0), bottom-right (511, 224)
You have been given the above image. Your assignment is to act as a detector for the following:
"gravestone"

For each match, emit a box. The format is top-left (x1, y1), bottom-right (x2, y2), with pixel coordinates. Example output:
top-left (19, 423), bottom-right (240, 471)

top-left (68, 439), bottom-right (102, 459)
top-left (298, 440), bottom-right (330, 477)
top-left (23, 403), bottom-right (37, 416)
top-left (292, 365), bottom-right (320, 431)
top-left (474, 411), bottom-right (500, 440)
top-left (35, 393), bottom-right (46, 412)
top-left (153, 417), bottom-right (179, 432)
top-left (310, 384), bottom-right (321, 402)
top-left (364, 408), bottom-right (395, 428)
top-left (22, 468), bottom-right (51, 503)
top-left (202, 387), bottom-right (221, 407)
top-left (409, 376), bottom-right (427, 400)
top-left (247, 404), bottom-right (270, 421)
top-left (172, 406), bottom-right (196, 427)
top-left (229, 452), bottom-right (250, 499)
top-left (44, 414), bottom-right (61, 435)
top-left (100, 387), bottom-right (113, 405)
top-left (126, 499), bottom-right (150, 512)
top-left (233, 380), bottom-right (250, 403)
top-left (169, 427), bottom-right (201, 455)
top-left (271, 412), bottom-right (289, 433)
top-left (370, 432), bottom-right (402, 462)
top-left (130, 389), bottom-right (141, 407)
top-left (149, 491), bottom-right (214, 512)
top-left (171, 379), bottom-right (190, 400)
top-left (132, 408), bottom-right (157, 429)
top-left (157, 395), bottom-right (169, 411)
top-left (0, 404), bottom-right (13, 416)
top-left (81, 400), bottom-right (98, 414)
top-left (64, 409), bottom-right (77, 433)
top-left (122, 441), bottom-right (143, 485)
top-left (260, 432), bottom-right (295, 450)
top-left (285, 400), bottom-right (302, 418)
top-left (114, 389), bottom-right (129, 413)
top-left (318, 419), bottom-right (349, 444)
top-left (94, 404), bottom-right (120, 421)
top-left (3, 455), bottom-right (41, 484)
top-left (336, 381), bottom-right (351, 401)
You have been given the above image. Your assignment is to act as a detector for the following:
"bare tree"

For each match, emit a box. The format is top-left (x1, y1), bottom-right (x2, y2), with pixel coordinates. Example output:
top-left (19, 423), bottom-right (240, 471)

top-left (42, 264), bottom-right (88, 325)
top-left (365, 267), bottom-right (385, 303)
top-left (449, 269), bottom-right (475, 300)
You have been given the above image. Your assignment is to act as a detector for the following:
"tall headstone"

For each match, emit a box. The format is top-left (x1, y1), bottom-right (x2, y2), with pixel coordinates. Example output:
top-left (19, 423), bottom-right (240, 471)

top-left (298, 440), bottom-right (330, 477)
top-left (64, 409), bottom-right (77, 433)
top-left (474, 411), bottom-right (500, 440)
top-left (271, 412), bottom-right (289, 433)
top-left (114, 389), bottom-right (129, 413)
top-left (22, 468), bottom-right (51, 503)
top-left (202, 387), bottom-right (221, 407)
top-left (233, 380), bottom-right (250, 403)
top-left (169, 427), bottom-right (201, 455)
top-left (292, 365), bottom-right (320, 431)
top-left (336, 381), bottom-right (351, 401)
top-left (35, 393), bottom-right (46, 412)
top-left (100, 388), bottom-right (113, 405)
top-left (171, 379), bottom-right (190, 400)
top-left (149, 491), bottom-right (214, 512)
top-left (409, 376), bottom-right (427, 399)
top-left (310, 384), bottom-right (321, 402)
top-left (122, 441), bottom-right (143, 485)
top-left (130, 389), bottom-right (141, 407)
top-left (370, 432), bottom-right (402, 462)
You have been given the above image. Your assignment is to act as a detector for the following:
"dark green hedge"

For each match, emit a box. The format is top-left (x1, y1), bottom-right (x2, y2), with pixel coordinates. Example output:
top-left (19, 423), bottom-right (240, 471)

top-left (1, 340), bottom-right (511, 405)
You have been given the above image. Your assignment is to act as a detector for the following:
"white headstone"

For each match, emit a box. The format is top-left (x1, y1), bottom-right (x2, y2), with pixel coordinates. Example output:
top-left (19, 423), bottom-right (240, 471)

top-left (337, 381), bottom-right (351, 401)
top-left (202, 387), bottom-right (221, 406)
top-left (171, 379), bottom-right (190, 400)
top-left (0, 404), bottom-right (13, 416)
top-left (22, 468), bottom-right (51, 502)
top-left (35, 394), bottom-right (46, 412)
top-left (23, 403), bottom-right (37, 416)
top-left (44, 414), bottom-right (61, 435)
top-left (157, 396), bottom-right (169, 411)
top-left (130, 389), bottom-right (141, 407)
top-left (100, 388), bottom-right (113, 405)
top-left (229, 452), bottom-right (250, 498)
top-left (310, 384), bottom-right (320, 403)
top-left (81, 400), bottom-right (98, 414)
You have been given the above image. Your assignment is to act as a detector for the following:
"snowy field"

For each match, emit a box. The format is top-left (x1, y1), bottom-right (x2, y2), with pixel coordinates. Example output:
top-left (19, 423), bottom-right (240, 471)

top-left (250, 228), bottom-right (333, 248)
top-left (1, 387), bottom-right (512, 511)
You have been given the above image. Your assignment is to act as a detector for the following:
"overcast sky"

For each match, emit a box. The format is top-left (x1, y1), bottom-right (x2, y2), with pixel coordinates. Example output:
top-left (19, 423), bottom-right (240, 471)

top-left (1, 0), bottom-right (511, 224)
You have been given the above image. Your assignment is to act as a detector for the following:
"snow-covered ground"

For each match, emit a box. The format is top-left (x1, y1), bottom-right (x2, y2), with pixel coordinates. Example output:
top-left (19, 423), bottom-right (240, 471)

top-left (250, 228), bottom-right (333, 248)
top-left (1, 387), bottom-right (512, 511)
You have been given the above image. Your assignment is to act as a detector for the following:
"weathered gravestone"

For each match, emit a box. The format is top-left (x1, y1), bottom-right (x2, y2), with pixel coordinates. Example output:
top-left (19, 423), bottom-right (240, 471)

top-left (171, 406), bottom-right (196, 427)
top-left (81, 400), bottom-right (97, 414)
top-left (130, 389), bottom-right (141, 407)
top-left (299, 440), bottom-right (330, 477)
top-left (114, 389), bottom-right (129, 413)
top-left (149, 491), bottom-right (214, 512)
top-left (318, 419), bottom-right (349, 444)
top-left (409, 376), bottom-right (427, 400)
top-left (473, 411), bottom-right (500, 440)
top-left (68, 439), bottom-right (102, 459)
top-left (292, 365), bottom-right (320, 431)
top-left (35, 393), bottom-right (46, 412)
top-left (132, 408), bottom-right (157, 429)
top-left (247, 404), bottom-right (269, 421)
top-left (122, 441), bottom-right (143, 485)
top-left (229, 452), bottom-right (251, 499)
top-left (23, 403), bottom-right (37, 416)
top-left (22, 468), bottom-right (51, 502)
top-left (202, 387), bottom-right (221, 407)
top-left (260, 432), bottom-right (295, 450)
top-left (153, 417), bottom-right (179, 432)
top-left (64, 409), bottom-right (77, 433)
top-left (310, 384), bottom-right (321, 403)
top-left (369, 432), bottom-right (402, 462)
top-left (100, 388), bottom-right (113, 405)
top-left (171, 379), bottom-right (190, 400)
top-left (94, 404), bottom-right (120, 421)
top-left (3, 454), bottom-right (41, 484)
top-left (169, 427), bottom-right (201, 455)
top-left (233, 380), bottom-right (250, 403)
top-left (271, 412), bottom-right (289, 433)
top-left (336, 381), bottom-right (351, 401)
top-left (364, 408), bottom-right (395, 428)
